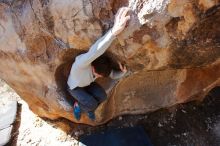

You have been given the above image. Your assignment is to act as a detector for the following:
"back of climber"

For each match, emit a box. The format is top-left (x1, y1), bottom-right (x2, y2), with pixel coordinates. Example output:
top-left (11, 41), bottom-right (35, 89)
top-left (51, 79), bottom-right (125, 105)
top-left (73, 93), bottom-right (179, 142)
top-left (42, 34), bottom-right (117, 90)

top-left (67, 7), bottom-right (130, 121)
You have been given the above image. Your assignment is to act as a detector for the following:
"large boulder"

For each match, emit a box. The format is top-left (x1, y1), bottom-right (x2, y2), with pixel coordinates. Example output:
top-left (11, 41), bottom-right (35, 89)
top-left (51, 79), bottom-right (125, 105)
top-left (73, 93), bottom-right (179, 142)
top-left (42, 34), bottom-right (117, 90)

top-left (0, 0), bottom-right (219, 125)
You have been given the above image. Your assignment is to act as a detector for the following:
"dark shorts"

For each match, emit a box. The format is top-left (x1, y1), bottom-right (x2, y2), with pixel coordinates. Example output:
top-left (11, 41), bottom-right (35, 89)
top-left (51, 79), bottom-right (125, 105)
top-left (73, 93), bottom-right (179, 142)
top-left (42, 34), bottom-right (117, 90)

top-left (68, 82), bottom-right (107, 112)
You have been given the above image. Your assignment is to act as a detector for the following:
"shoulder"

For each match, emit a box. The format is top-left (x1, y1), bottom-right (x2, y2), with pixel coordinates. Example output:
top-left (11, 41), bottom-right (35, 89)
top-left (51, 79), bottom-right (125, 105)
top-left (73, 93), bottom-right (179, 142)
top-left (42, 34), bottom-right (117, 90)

top-left (73, 54), bottom-right (89, 68)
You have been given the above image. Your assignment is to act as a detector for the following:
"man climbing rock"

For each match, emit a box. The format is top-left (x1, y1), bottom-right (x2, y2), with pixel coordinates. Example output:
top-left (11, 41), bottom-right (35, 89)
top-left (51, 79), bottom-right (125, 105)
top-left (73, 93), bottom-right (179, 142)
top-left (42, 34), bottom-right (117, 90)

top-left (67, 7), bottom-right (130, 121)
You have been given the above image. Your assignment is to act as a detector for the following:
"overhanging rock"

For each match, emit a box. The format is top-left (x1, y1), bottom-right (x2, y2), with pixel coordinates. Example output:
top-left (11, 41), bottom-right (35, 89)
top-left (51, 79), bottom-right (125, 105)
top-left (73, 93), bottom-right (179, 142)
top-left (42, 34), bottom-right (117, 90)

top-left (0, 0), bottom-right (219, 125)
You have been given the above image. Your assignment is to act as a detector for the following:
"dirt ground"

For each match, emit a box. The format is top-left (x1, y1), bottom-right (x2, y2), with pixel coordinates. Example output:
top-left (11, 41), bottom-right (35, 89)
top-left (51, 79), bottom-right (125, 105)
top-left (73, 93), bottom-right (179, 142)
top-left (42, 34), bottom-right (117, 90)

top-left (0, 79), bottom-right (220, 146)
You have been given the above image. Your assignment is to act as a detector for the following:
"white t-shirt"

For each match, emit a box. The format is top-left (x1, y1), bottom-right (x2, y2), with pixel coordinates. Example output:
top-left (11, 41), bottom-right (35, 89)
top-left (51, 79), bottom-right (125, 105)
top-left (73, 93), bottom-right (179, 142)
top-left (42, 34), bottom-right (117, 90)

top-left (67, 29), bottom-right (125, 89)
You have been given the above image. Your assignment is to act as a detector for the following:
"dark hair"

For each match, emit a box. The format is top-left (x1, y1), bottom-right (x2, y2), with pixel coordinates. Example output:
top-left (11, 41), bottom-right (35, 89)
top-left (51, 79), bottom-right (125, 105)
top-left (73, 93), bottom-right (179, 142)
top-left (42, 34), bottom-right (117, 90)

top-left (91, 56), bottom-right (112, 77)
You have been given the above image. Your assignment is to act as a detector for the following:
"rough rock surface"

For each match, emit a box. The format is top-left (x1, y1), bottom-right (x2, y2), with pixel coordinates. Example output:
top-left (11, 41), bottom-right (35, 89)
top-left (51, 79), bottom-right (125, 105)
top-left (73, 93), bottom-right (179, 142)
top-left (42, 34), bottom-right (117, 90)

top-left (0, 0), bottom-right (219, 125)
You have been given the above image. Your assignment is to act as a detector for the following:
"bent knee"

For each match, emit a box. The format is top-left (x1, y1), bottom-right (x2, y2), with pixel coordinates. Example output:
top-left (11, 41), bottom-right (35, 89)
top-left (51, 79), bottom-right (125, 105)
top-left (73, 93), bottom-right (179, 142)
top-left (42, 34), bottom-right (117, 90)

top-left (81, 101), bottom-right (98, 112)
top-left (98, 92), bottom-right (107, 102)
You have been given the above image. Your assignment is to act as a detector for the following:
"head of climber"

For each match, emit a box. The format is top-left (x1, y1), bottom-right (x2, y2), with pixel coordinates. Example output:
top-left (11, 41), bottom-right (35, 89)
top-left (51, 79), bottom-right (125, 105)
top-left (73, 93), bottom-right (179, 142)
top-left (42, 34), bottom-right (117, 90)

top-left (91, 55), bottom-right (112, 78)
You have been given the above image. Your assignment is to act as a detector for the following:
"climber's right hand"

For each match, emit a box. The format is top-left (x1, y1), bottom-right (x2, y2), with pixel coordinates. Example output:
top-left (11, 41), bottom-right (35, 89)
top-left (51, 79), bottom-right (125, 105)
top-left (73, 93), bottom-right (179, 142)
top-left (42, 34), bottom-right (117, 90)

top-left (118, 61), bottom-right (127, 73)
top-left (111, 7), bottom-right (131, 36)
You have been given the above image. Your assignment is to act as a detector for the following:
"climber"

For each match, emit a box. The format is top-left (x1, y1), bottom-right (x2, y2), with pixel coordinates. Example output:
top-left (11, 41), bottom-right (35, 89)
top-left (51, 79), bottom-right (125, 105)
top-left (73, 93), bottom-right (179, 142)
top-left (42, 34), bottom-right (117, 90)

top-left (67, 7), bottom-right (131, 121)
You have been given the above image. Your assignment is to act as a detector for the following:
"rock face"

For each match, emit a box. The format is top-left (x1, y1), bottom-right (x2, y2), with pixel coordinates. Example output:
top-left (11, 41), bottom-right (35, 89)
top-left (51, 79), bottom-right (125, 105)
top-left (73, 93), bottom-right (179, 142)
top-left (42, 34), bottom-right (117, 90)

top-left (0, 0), bottom-right (219, 125)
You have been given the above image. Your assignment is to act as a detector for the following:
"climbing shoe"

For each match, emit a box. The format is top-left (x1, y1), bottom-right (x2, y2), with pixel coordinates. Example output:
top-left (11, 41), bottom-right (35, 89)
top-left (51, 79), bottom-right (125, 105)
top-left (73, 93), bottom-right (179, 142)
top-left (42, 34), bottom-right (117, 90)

top-left (73, 102), bottom-right (81, 121)
top-left (87, 111), bottom-right (95, 121)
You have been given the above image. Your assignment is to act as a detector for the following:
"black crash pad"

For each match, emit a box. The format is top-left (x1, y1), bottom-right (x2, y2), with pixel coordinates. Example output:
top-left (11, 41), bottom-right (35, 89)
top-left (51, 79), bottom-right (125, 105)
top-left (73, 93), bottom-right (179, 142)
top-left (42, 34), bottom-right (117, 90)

top-left (79, 126), bottom-right (153, 146)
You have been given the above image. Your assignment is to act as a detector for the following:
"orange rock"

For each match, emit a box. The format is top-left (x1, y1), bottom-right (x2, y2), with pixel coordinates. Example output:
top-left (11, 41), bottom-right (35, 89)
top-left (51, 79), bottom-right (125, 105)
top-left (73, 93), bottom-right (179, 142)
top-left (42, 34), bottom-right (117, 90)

top-left (0, 0), bottom-right (219, 125)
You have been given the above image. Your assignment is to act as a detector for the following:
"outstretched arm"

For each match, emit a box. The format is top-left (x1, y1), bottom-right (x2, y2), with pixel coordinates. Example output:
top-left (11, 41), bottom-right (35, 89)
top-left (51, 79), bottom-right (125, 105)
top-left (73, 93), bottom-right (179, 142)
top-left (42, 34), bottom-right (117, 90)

top-left (75, 7), bottom-right (131, 68)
